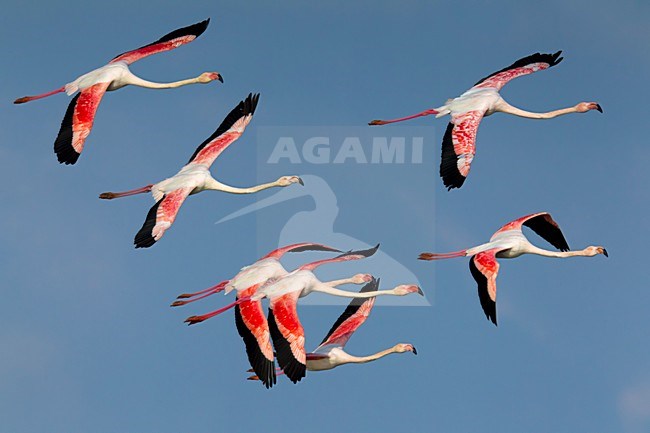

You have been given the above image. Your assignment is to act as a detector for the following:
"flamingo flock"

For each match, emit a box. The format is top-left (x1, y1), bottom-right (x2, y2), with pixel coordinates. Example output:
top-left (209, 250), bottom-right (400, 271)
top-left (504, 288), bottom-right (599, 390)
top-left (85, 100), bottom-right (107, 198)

top-left (13, 17), bottom-right (608, 389)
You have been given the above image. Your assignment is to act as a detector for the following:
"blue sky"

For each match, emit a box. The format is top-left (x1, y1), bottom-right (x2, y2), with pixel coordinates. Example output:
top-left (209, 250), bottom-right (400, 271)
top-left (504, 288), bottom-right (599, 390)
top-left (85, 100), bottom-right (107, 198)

top-left (1, 1), bottom-right (649, 432)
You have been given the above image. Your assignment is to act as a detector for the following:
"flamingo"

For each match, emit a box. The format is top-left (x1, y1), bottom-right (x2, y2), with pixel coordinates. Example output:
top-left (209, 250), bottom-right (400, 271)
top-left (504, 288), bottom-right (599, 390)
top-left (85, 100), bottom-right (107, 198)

top-left (99, 93), bottom-right (303, 248)
top-left (181, 245), bottom-right (380, 389)
top-left (369, 51), bottom-right (602, 190)
top-left (246, 277), bottom-right (416, 384)
top-left (14, 19), bottom-right (222, 165)
top-left (201, 247), bottom-right (422, 386)
top-left (171, 242), bottom-right (343, 308)
top-left (418, 212), bottom-right (608, 325)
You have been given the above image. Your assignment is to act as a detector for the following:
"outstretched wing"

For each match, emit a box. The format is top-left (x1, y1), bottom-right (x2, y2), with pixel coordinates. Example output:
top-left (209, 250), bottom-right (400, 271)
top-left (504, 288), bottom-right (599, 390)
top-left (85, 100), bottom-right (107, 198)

top-left (262, 243), bottom-right (342, 259)
top-left (54, 82), bottom-right (110, 165)
top-left (109, 19), bottom-right (210, 65)
top-left (472, 51), bottom-right (564, 91)
top-left (314, 278), bottom-right (379, 351)
top-left (522, 213), bottom-right (570, 251)
top-left (494, 212), bottom-right (570, 252)
top-left (299, 244), bottom-right (380, 271)
top-left (268, 292), bottom-right (306, 384)
top-left (134, 188), bottom-right (192, 248)
top-left (235, 285), bottom-right (276, 389)
top-left (186, 93), bottom-right (260, 166)
top-left (439, 110), bottom-right (485, 190)
top-left (469, 249), bottom-right (503, 326)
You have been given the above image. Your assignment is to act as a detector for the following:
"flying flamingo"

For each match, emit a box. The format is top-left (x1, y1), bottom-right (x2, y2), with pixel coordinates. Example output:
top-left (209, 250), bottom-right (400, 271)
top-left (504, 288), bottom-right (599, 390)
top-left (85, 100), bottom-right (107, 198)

top-left (14, 19), bottom-right (222, 165)
top-left (171, 242), bottom-right (343, 308)
top-left (369, 51), bottom-right (602, 190)
top-left (246, 277), bottom-right (416, 384)
top-left (181, 245), bottom-right (380, 389)
top-left (200, 247), bottom-right (422, 385)
top-left (99, 93), bottom-right (303, 248)
top-left (418, 212), bottom-right (608, 325)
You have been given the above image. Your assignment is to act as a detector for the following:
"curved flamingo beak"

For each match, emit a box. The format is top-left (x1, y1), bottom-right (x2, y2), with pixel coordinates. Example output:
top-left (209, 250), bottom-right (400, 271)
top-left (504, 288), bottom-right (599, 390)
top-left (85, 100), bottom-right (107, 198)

top-left (298, 177), bottom-right (304, 186)
top-left (601, 248), bottom-right (609, 257)
top-left (595, 103), bottom-right (603, 113)
top-left (412, 346), bottom-right (417, 355)
top-left (217, 73), bottom-right (224, 83)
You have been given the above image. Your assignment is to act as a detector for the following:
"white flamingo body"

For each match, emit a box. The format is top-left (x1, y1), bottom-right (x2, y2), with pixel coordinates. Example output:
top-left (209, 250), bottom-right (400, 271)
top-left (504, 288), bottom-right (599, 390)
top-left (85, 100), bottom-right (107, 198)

top-left (224, 258), bottom-right (288, 295)
top-left (435, 88), bottom-right (500, 118)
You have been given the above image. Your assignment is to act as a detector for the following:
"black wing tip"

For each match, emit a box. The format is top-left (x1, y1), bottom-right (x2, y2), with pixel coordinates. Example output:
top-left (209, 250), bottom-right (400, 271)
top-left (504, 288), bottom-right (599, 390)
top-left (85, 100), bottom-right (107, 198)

top-left (361, 276), bottom-right (380, 293)
top-left (54, 93), bottom-right (81, 165)
top-left (337, 244), bottom-right (380, 260)
top-left (473, 50), bottom-right (564, 87)
top-left (235, 306), bottom-right (276, 388)
top-left (133, 198), bottom-right (163, 249)
top-left (268, 309), bottom-right (306, 384)
top-left (288, 244), bottom-right (342, 254)
top-left (469, 257), bottom-right (497, 327)
top-left (439, 123), bottom-right (467, 190)
top-left (242, 93), bottom-right (260, 116)
top-left (186, 93), bottom-right (260, 163)
top-left (162, 18), bottom-right (210, 42)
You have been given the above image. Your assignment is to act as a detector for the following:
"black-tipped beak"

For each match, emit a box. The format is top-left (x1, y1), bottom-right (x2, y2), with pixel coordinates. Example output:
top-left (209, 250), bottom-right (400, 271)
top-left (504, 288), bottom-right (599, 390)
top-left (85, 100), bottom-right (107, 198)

top-left (412, 346), bottom-right (418, 355)
top-left (298, 177), bottom-right (304, 186)
top-left (417, 286), bottom-right (424, 296)
top-left (596, 103), bottom-right (603, 113)
top-left (602, 248), bottom-right (609, 257)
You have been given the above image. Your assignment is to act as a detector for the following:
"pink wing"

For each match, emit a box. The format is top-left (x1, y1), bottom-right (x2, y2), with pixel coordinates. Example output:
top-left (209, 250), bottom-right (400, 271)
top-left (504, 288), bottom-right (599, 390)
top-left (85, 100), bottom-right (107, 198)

top-left (268, 292), bottom-right (306, 384)
top-left (439, 110), bottom-right (485, 190)
top-left (472, 51), bottom-right (563, 91)
top-left (313, 278), bottom-right (379, 351)
top-left (54, 82), bottom-right (109, 165)
top-left (494, 212), bottom-right (570, 251)
top-left (234, 284), bottom-right (276, 388)
top-left (134, 188), bottom-right (192, 248)
top-left (109, 19), bottom-right (209, 65)
top-left (469, 249), bottom-right (503, 326)
top-left (186, 93), bottom-right (259, 167)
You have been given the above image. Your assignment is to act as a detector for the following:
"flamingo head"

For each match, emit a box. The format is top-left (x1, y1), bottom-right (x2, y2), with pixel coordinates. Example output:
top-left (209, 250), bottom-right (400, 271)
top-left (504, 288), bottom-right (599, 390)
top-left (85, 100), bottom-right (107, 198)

top-left (586, 246), bottom-right (608, 257)
top-left (394, 343), bottom-right (417, 355)
top-left (575, 102), bottom-right (602, 113)
top-left (351, 273), bottom-right (373, 284)
top-left (277, 175), bottom-right (304, 187)
top-left (199, 72), bottom-right (223, 83)
top-left (394, 284), bottom-right (424, 296)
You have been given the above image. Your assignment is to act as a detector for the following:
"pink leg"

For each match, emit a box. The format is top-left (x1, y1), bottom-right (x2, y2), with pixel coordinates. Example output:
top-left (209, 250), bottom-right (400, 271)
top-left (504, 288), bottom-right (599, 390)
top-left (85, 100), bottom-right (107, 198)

top-left (14, 87), bottom-right (66, 104)
top-left (369, 109), bottom-right (439, 126)
top-left (184, 296), bottom-right (252, 325)
top-left (99, 184), bottom-right (153, 200)
top-left (171, 281), bottom-right (229, 307)
top-left (418, 250), bottom-right (467, 260)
